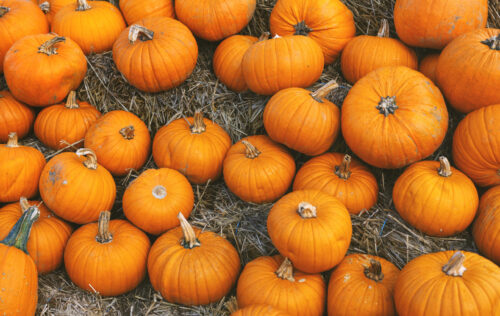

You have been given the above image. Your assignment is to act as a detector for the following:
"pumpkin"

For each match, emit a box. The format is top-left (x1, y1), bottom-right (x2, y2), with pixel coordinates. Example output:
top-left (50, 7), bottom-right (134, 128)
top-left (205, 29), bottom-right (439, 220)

top-left (152, 111), bottom-right (231, 184)
top-left (293, 153), bottom-right (378, 214)
top-left (175, 0), bottom-right (256, 41)
top-left (0, 90), bottom-right (35, 142)
top-left (341, 66), bottom-right (448, 169)
top-left (436, 28), bottom-right (500, 113)
top-left (0, 0), bottom-right (48, 73)
top-left (452, 104), bottom-right (500, 187)
top-left (269, 0), bottom-right (355, 64)
top-left (227, 298), bottom-right (290, 316)
top-left (213, 35), bottom-right (258, 92)
top-left (39, 148), bottom-right (116, 224)
top-left (241, 34), bottom-right (324, 95)
top-left (51, 0), bottom-right (126, 55)
top-left (473, 186), bottom-right (500, 265)
top-left (394, 0), bottom-right (488, 49)
top-left (148, 212), bottom-right (241, 305)
top-left (4, 34), bottom-right (87, 107)
top-left (0, 204), bottom-right (39, 315)
top-left (0, 198), bottom-right (72, 274)
top-left (38, 0), bottom-right (73, 25)
top-left (64, 211), bottom-right (151, 296)
top-left (267, 190), bottom-right (352, 273)
top-left (223, 135), bottom-right (296, 203)
top-left (123, 168), bottom-right (194, 235)
top-left (0, 133), bottom-right (46, 203)
top-left (112, 17), bottom-right (198, 93)
top-left (34, 91), bottom-right (101, 150)
top-left (84, 110), bottom-right (151, 176)
top-left (327, 254), bottom-right (400, 316)
top-left (119, 0), bottom-right (174, 25)
top-left (394, 251), bottom-right (500, 316)
top-left (340, 19), bottom-right (418, 84)
top-left (418, 53), bottom-right (440, 84)
top-left (236, 255), bottom-right (326, 316)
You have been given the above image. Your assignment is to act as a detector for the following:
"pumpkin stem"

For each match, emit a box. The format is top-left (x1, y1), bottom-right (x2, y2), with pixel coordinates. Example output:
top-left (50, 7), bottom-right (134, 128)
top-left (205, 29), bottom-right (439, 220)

top-left (38, 36), bottom-right (66, 56)
top-left (190, 111), bottom-right (206, 134)
top-left (39, 1), bottom-right (50, 13)
top-left (76, 148), bottom-right (98, 170)
top-left (152, 185), bottom-right (167, 199)
top-left (0, 204), bottom-right (40, 254)
top-left (481, 34), bottom-right (500, 51)
top-left (297, 202), bottom-right (317, 218)
top-left (128, 24), bottom-right (155, 44)
top-left (294, 21), bottom-right (312, 36)
top-left (225, 297), bottom-right (239, 313)
top-left (6, 132), bottom-right (19, 148)
top-left (442, 251), bottom-right (467, 277)
top-left (377, 19), bottom-right (389, 37)
top-left (0, 6), bottom-right (10, 17)
top-left (438, 156), bottom-right (453, 177)
top-left (242, 140), bottom-right (261, 159)
top-left (310, 80), bottom-right (339, 102)
top-left (19, 197), bottom-right (31, 213)
top-left (258, 32), bottom-right (270, 41)
top-left (65, 91), bottom-right (79, 109)
top-left (76, 0), bottom-right (91, 11)
top-left (119, 126), bottom-right (135, 140)
top-left (364, 259), bottom-right (385, 282)
top-left (335, 154), bottom-right (352, 180)
top-left (275, 257), bottom-right (295, 282)
top-left (376, 96), bottom-right (398, 116)
top-left (95, 211), bottom-right (113, 244)
top-left (178, 212), bottom-right (200, 249)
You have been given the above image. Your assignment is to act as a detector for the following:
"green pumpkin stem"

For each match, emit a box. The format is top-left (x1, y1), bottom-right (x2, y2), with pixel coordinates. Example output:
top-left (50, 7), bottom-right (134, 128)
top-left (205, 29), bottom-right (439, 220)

top-left (178, 212), bottom-right (201, 249)
top-left (39, 1), bottom-right (50, 14)
top-left (377, 19), bottom-right (389, 37)
top-left (376, 96), bottom-right (398, 116)
top-left (76, 0), bottom-right (91, 11)
top-left (258, 32), bottom-right (270, 42)
top-left (128, 24), bottom-right (154, 44)
top-left (38, 36), bottom-right (66, 56)
top-left (310, 80), bottom-right (339, 102)
top-left (242, 140), bottom-right (261, 159)
top-left (6, 132), bottom-right (19, 148)
top-left (0, 204), bottom-right (40, 254)
top-left (225, 297), bottom-right (239, 313)
top-left (190, 111), bottom-right (206, 134)
top-left (76, 148), bottom-right (98, 170)
top-left (438, 156), bottom-right (452, 177)
top-left (65, 91), bottom-right (79, 109)
top-left (335, 154), bottom-right (352, 180)
top-left (294, 21), bottom-right (312, 36)
top-left (298, 202), bottom-right (317, 218)
top-left (364, 259), bottom-right (384, 282)
top-left (275, 257), bottom-right (295, 282)
top-left (119, 125), bottom-right (135, 140)
top-left (442, 251), bottom-right (467, 277)
top-left (96, 211), bottom-right (113, 244)
top-left (0, 6), bottom-right (10, 17)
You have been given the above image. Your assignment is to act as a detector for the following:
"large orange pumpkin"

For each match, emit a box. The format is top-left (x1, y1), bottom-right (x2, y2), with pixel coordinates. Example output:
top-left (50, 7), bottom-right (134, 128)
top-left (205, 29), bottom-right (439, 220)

top-left (38, 0), bottom-right (73, 25)
top-left (229, 304), bottom-right (291, 316)
top-left (119, 0), bottom-right (174, 25)
top-left (418, 53), bottom-right (440, 84)
top-left (0, 90), bottom-right (35, 142)
top-left (473, 186), bottom-right (500, 265)
top-left (341, 66), bottom-right (448, 169)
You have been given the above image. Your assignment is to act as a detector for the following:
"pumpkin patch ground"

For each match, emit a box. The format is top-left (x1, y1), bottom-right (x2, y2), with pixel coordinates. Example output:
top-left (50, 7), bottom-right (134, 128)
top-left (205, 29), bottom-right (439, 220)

top-left (0, 0), bottom-right (499, 315)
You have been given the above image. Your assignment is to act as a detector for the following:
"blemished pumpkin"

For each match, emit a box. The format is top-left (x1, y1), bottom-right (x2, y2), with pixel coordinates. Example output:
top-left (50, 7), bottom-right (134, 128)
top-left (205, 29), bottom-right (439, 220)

top-left (0, 198), bottom-right (72, 274)
top-left (0, 90), bottom-right (35, 142)
top-left (37, 0), bottom-right (73, 25)
top-left (152, 111), bottom-right (231, 184)
top-left (473, 186), bottom-right (500, 265)
top-left (436, 28), bottom-right (500, 113)
top-left (341, 66), bottom-right (448, 169)
top-left (418, 53), bottom-right (440, 84)
top-left (64, 211), bottom-right (151, 296)
top-left (340, 19), bottom-right (418, 84)
top-left (394, 0), bottom-right (488, 49)
top-left (84, 110), bottom-right (151, 176)
top-left (394, 251), bottom-right (500, 316)
top-left (4, 34), bottom-right (87, 107)
top-left (452, 104), bottom-right (500, 187)
top-left (175, 0), bottom-right (256, 41)
top-left (148, 213), bottom-right (241, 305)
top-left (269, 0), bottom-right (355, 64)
top-left (236, 256), bottom-right (326, 316)
top-left (263, 80), bottom-right (340, 156)
top-left (241, 34), bottom-right (324, 95)
top-left (223, 135), bottom-right (296, 203)
top-left (327, 254), bottom-right (400, 316)
top-left (293, 153), bottom-right (378, 214)
top-left (113, 17), bottom-right (198, 93)
top-left (123, 168), bottom-right (194, 235)
top-left (119, 0), bottom-right (174, 25)
top-left (39, 148), bottom-right (116, 224)
top-left (0, 133), bottom-right (46, 203)
top-left (34, 91), bottom-right (101, 150)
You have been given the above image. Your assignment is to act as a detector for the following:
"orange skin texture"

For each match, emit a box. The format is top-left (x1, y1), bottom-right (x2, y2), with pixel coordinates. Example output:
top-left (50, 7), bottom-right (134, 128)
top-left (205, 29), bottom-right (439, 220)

top-left (327, 254), bottom-right (400, 316)
top-left (341, 66), bottom-right (448, 169)
top-left (0, 90), bottom-right (35, 142)
top-left (452, 104), bottom-right (500, 187)
top-left (175, 0), bottom-right (256, 41)
top-left (394, 250), bottom-right (500, 316)
top-left (213, 35), bottom-right (258, 92)
top-left (394, 0), bottom-right (488, 49)
top-left (123, 168), bottom-right (194, 235)
top-left (38, 0), bottom-right (74, 25)
top-left (473, 186), bottom-right (500, 265)
top-left (113, 17), bottom-right (198, 93)
top-left (293, 153), bottom-right (378, 214)
top-left (436, 28), bottom-right (500, 113)
top-left (223, 135), bottom-right (296, 203)
top-left (418, 53), bottom-right (440, 85)
top-left (231, 305), bottom-right (291, 316)
top-left (0, 200), bottom-right (73, 274)
top-left (236, 255), bottom-right (326, 316)
top-left (119, 0), bottom-right (174, 25)
top-left (270, 0), bottom-right (355, 64)
top-left (148, 226), bottom-right (241, 305)
top-left (39, 152), bottom-right (116, 224)
top-left (242, 36), bottom-right (324, 95)
top-left (263, 87), bottom-right (340, 156)
top-left (84, 110), bottom-right (151, 176)
top-left (0, 0), bottom-right (48, 73)
top-left (64, 219), bottom-right (151, 296)
top-left (4, 34), bottom-right (87, 107)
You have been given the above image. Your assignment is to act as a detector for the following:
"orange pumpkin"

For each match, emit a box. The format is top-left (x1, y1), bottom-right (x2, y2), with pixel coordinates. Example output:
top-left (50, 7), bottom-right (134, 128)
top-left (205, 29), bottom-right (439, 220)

top-left (341, 66), bottom-right (448, 169)
top-left (418, 53), bottom-right (440, 84)
top-left (112, 17), bottom-right (198, 93)
top-left (473, 186), bottom-right (500, 265)
top-left (84, 110), bottom-right (151, 176)
top-left (152, 111), bottom-right (231, 184)
top-left (64, 211), bottom-right (151, 296)
top-left (293, 153), bottom-right (378, 214)
top-left (119, 0), bottom-right (174, 25)
top-left (223, 135), bottom-right (296, 203)
top-left (39, 148), bottom-right (116, 224)
top-left (38, 0), bottom-right (73, 25)
top-left (148, 213), bottom-right (241, 305)
top-left (229, 304), bottom-right (290, 316)
top-left (269, 0), bottom-right (355, 64)
top-left (0, 90), bottom-right (35, 142)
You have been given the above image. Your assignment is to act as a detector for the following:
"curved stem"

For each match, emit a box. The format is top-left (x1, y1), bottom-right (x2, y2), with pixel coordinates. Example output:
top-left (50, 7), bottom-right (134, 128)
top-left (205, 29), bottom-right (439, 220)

top-left (438, 156), bottom-right (452, 177)
top-left (75, 148), bottom-right (98, 170)
top-left (297, 202), bottom-right (317, 218)
top-left (335, 154), bottom-right (352, 180)
top-left (442, 251), bottom-right (466, 276)
top-left (76, 0), bottom-right (91, 11)
top-left (0, 204), bottom-right (40, 253)
top-left (65, 91), bottom-right (79, 109)
top-left (19, 197), bottom-right (30, 213)
top-left (377, 19), bottom-right (389, 37)
top-left (39, 2), bottom-right (50, 14)
top-left (190, 111), bottom-right (206, 134)
top-left (275, 257), bottom-right (295, 282)
top-left (119, 126), bottom-right (135, 140)
top-left (178, 212), bottom-right (200, 249)
top-left (310, 80), bottom-right (339, 102)
top-left (128, 24), bottom-right (154, 44)
top-left (364, 259), bottom-right (384, 282)
top-left (376, 96), bottom-right (398, 116)
top-left (95, 211), bottom-right (113, 244)
top-left (258, 32), bottom-right (270, 42)
top-left (6, 132), bottom-right (19, 148)
top-left (294, 21), bottom-right (312, 36)
top-left (241, 140), bottom-right (261, 159)
top-left (0, 6), bottom-right (10, 17)
top-left (38, 36), bottom-right (66, 56)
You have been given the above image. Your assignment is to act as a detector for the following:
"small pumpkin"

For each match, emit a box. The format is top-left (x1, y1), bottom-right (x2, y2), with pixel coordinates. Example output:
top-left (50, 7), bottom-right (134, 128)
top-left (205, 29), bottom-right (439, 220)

top-left (148, 212), bottom-right (241, 305)
top-left (119, 0), bottom-right (174, 25)
top-left (37, 0), bottom-right (73, 25)
top-left (418, 53), bottom-right (440, 84)
top-left (84, 110), bottom-right (151, 176)
top-left (0, 90), bottom-right (35, 142)
top-left (473, 186), bottom-right (500, 265)
top-left (223, 135), bottom-right (296, 203)
top-left (64, 211), bottom-right (151, 296)
top-left (293, 153), bottom-right (378, 214)
top-left (152, 111), bottom-right (231, 184)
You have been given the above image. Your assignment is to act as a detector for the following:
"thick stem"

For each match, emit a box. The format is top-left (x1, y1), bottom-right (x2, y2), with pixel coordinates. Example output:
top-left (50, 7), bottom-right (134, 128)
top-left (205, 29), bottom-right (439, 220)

top-left (65, 91), bottom-right (79, 109)
top-left (376, 96), bottom-right (398, 116)
top-left (75, 148), bottom-right (98, 170)
top-left (310, 80), bottom-right (339, 102)
top-left (76, 0), bottom-right (91, 11)
top-left (335, 154), bottom-right (352, 180)
top-left (442, 251), bottom-right (467, 276)
top-left (128, 24), bottom-right (154, 44)
top-left (178, 212), bottom-right (200, 249)
top-left (364, 259), bottom-right (384, 282)
top-left (152, 185), bottom-right (167, 199)
top-left (119, 126), bottom-right (135, 140)
top-left (294, 20), bottom-right (313, 36)
top-left (481, 34), bottom-right (500, 51)
top-left (297, 202), bottom-right (317, 218)
top-left (0, 204), bottom-right (40, 254)
top-left (190, 111), bottom-right (206, 134)
top-left (377, 19), bottom-right (389, 37)
top-left (258, 32), bottom-right (270, 41)
top-left (438, 156), bottom-right (452, 177)
top-left (226, 297), bottom-right (239, 314)
top-left (275, 257), bottom-right (295, 282)
top-left (0, 6), bottom-right (10, 17)
top-left (39, 1), bottom-right (50, 14)
top-left (95, 211), bottom-right (113, 244)
top-left (6, 132), bottom-right (19, 148)
top-left (241, 140), bottom-right (261, 159)
top-left (38, 36), bottom-right (66, 56)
